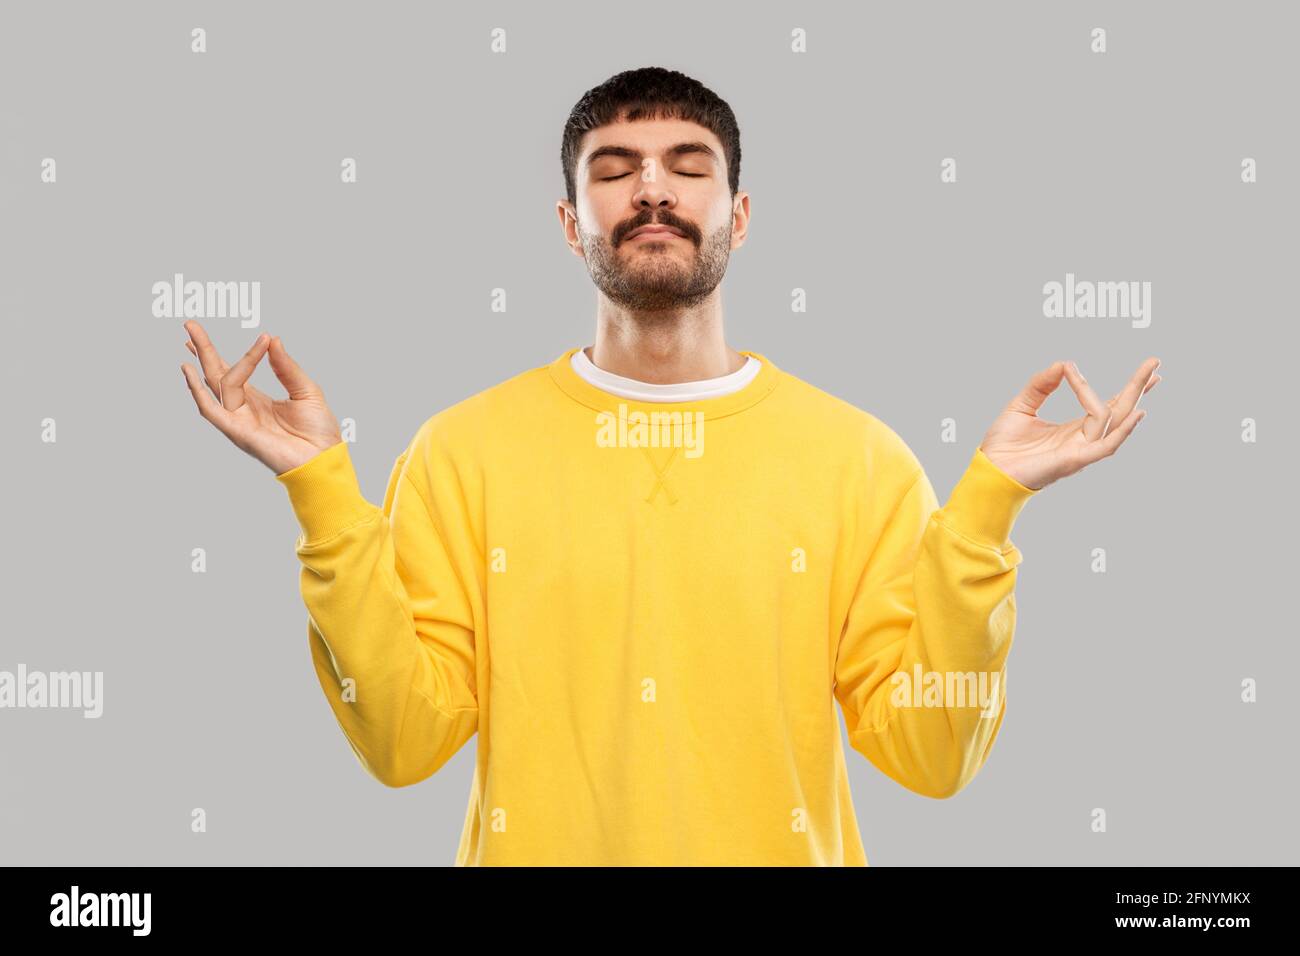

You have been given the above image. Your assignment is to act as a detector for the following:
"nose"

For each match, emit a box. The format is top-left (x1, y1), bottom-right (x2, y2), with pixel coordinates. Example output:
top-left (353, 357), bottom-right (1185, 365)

top-left (633, 176), bottom-right (675, 212)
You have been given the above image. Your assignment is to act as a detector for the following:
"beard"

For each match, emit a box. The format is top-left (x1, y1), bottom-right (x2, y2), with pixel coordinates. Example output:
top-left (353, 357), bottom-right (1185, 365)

top-left (580, 219), bottom-right (733, 313)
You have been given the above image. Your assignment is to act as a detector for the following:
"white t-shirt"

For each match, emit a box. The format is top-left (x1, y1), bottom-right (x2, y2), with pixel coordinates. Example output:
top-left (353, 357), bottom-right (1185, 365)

top-left (570, 346), bottom-right (761, 402)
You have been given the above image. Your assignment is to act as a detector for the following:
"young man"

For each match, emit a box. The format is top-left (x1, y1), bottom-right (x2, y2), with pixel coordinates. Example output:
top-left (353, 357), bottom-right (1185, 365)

top-left (180, 67), bottom-right (1160, 865)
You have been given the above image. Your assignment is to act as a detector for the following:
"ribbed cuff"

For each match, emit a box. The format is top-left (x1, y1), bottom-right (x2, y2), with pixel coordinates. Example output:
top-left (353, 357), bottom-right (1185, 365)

top-left (939, 447), bottom-right (1038, 549)
top-left (274, 441), bottom-right (376, 544)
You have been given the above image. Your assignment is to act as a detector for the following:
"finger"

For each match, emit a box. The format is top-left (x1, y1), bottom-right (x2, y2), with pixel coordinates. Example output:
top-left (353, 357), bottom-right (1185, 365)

top-left (183, 320), bottom-right (232, 397)
top-left (218, 333), bottom-right (271, 411)
top-left (1107, 371), bottom-right (1160, 409)
top-left (1011, 360), bottom-right (1068, 415)
top-left (181, 361), bottom-right (237, 436)
top-left (1107, 357), bottom-right (1162, 424)
top-left (193, 347), bottom-right (226, 399)
top-left (1062, 361), bottom-right (1112, 441)
top-left (265, 336), bottom-right (318, 400)
top-left (185, 328), bottom-right (275, 406)
top-left (1078, 407), bottom-right (1147, 467)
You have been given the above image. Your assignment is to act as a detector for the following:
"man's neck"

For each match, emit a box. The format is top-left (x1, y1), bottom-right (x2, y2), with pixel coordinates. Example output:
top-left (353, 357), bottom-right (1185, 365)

top-left (589, 296), bottom-right (745, 384)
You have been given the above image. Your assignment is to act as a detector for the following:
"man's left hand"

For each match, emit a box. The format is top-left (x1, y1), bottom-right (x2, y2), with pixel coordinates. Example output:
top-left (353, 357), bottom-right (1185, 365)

top-left (979, 357), bottom-right (1162, 491)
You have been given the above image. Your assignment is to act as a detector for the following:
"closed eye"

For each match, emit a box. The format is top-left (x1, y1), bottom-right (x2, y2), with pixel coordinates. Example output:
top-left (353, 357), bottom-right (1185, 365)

top-left (599, 172), bottom-right (707, 181)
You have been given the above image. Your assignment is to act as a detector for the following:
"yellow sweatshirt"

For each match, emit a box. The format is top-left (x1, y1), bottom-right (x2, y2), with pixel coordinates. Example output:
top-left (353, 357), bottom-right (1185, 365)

top-left (275, 347), bottom-right (1037, 866)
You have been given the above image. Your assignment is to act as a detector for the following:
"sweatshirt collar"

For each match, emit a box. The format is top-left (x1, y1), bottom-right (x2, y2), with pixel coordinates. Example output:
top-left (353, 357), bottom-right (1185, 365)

top-left (548, 347), bottom-right (781, 421)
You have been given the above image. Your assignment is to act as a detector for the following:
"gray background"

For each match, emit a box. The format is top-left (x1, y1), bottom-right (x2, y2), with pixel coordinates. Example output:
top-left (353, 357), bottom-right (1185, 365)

top-left (1, 0), bottom-right (1295, 865)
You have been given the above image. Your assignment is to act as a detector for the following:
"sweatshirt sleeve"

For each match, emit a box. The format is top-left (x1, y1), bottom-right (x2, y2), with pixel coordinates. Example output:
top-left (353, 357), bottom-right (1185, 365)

top-left (834, 445), bottom-right (1038, 799)
top-left (274, 439), bottom-right (479, 788)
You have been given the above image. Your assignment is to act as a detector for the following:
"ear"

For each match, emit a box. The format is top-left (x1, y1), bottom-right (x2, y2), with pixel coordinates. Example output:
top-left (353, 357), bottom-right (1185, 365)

top-left (730, 190), bottom-right (751, 250)
top-left (556, 200), bottom-right (585, 258)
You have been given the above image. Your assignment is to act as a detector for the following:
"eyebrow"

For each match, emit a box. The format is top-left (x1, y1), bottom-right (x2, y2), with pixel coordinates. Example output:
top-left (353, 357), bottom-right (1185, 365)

top-left (584, 142), bottom-right (719, 169)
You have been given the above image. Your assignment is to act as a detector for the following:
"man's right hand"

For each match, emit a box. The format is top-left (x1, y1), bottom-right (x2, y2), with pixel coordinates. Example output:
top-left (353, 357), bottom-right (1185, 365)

top-left (180, 320), bottom-right (344, 476)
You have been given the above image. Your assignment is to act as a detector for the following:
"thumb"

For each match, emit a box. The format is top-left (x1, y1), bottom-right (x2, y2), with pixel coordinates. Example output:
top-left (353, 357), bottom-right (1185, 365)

top-left (1012, 360), bottom-right (1068, 415)
top-left (266, 336), bottom-right (319, 399)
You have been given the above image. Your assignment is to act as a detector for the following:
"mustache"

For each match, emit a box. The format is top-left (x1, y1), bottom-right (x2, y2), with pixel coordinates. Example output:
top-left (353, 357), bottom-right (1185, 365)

top-left (616, 212), bottom-right (698, 245)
